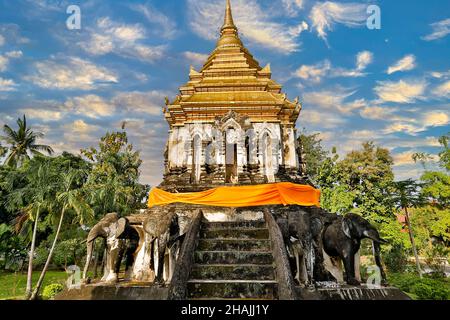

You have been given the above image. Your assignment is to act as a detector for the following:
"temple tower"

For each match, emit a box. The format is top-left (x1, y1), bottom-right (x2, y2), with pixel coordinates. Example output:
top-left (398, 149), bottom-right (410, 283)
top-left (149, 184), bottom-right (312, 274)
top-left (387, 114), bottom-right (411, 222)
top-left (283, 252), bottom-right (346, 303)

top-left (162, 0), bottom-right (304, 191)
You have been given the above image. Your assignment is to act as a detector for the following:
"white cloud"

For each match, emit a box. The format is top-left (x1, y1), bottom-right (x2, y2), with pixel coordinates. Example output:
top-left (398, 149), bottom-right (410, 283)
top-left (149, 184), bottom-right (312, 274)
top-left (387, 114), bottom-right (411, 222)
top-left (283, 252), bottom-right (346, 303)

top-left (112, 91), bottom-right (166, 115)
top-left (294, 60), bottom-right (331, 83)
top-left (0, 50), bottom-right (23, 72)
top-left (383, 111), bottom-right (449, 135)
top-left (309, 1), bottom-right (367, 41)
top-left (423, 112), bottom-right (449, 127)
top-left (0, 34), bottom-right (4, 46)
top-left (302, 88), bottom-right (364, 114)
top-left (387, 55), bottom-right (416, 75)
top-left (187, 0), bottom-right (305, 54)
top-left (132, 4), bottom-right (177, 39)
top-left (294, 50), bottom-right (373, 82)
top-left (433, 80), bottom-right (450, 98)
top-left (183, 51), bottom-right (209, 67)
top-left (25, 56), bottom-right (118, 90)
top-left (0, 77), bottom-right (17, 91)
top-left (18, 108), bottom-right (63, 121)
top-left (282, 0), bottom-right (304, 17)
top-left (359, 106), bottom-right (396, 120)
top-left (374, 80), bottom-right (426, 103)
top-left (356, 50), bottom-right (373, 71)
top-left (79, 17), bottom-right (166, 63)
top-left (63, 95), bottom-right (115, 119)
top-left (392, 151), bottom-right (418, 166)
top-left (298, 109), bottom-right (346, 129)
top-left (422, 18), bottom-right (450, 41)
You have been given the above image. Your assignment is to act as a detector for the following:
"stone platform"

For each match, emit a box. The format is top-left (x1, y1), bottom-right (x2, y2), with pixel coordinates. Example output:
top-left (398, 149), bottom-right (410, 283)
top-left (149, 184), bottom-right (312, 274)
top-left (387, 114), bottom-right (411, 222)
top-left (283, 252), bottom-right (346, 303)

top-left (56, 282), bottom-right (169, 300)
top-left (296, 284), bottom-right (411, 300)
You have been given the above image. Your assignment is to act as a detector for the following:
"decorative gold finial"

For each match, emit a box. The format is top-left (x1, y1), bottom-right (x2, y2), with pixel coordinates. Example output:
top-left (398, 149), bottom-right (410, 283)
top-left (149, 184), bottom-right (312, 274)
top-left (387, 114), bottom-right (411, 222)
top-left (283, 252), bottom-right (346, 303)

top-left (217, 0), bottom-right (242, 47)
top-left (222, 0), bottom-right (236, 30)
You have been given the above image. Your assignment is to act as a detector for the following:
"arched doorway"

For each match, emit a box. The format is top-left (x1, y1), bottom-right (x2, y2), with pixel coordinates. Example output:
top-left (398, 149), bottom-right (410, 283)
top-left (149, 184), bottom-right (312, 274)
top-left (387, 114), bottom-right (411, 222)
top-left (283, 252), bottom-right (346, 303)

top-left (225, 128), bottom-right (238, 183)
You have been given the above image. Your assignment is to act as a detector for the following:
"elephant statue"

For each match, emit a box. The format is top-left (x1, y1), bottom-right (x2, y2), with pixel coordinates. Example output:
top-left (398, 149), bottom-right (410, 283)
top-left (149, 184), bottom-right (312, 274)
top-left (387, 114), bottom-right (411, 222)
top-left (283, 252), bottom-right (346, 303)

top-left (322, 213), bottom-right (388, 286)
top-left (141, 208), bottom-right (184, 285)
top-left (82, 213), bottom-right (139, 283)
top-left (280, 209), bottom-right (325, 286)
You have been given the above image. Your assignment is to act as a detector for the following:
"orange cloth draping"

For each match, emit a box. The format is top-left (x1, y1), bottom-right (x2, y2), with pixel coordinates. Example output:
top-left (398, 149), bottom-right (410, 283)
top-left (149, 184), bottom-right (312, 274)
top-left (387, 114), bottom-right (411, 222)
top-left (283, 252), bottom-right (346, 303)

top-left (147, 182), bottom-right (320, 208)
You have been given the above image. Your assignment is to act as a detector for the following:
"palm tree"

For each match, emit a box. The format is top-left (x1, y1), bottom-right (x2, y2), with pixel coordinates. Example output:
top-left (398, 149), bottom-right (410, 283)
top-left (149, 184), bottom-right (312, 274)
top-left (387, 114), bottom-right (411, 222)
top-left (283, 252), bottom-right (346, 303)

top-left (7, 160), bottom-right (58, 299)
top-left (391, 179), bottom-right (426, 278)
top-left (1, 115), bottom-right (54, 167)
top-left (30, 169), bottom-right (93, 300)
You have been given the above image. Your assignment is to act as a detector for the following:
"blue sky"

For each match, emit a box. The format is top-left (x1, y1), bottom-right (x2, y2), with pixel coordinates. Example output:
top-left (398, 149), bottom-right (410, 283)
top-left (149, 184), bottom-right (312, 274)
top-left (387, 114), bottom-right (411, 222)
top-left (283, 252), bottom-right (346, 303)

top-left (0, 0), bottom-right (449, 186)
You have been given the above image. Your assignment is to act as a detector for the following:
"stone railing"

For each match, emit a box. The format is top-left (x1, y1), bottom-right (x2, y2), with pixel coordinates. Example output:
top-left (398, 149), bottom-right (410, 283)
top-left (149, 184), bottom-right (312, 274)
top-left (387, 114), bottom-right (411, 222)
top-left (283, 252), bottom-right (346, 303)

top-left (264, 208), bottom-right (297, 300)
top-left (167, 210), bottom-right (203, 300)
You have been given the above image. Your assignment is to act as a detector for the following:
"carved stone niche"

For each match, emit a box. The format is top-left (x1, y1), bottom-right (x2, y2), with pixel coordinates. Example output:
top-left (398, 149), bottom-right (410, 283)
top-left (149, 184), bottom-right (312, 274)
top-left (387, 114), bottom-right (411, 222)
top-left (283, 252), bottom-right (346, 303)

top-left (215, 110), bottom-right (252, 131)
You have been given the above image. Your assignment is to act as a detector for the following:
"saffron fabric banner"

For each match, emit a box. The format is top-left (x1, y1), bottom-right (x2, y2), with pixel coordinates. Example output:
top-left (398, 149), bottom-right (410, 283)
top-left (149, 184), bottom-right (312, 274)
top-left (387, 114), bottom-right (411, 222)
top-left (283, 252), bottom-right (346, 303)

top-left (148, 182), bottom-right (321, 208)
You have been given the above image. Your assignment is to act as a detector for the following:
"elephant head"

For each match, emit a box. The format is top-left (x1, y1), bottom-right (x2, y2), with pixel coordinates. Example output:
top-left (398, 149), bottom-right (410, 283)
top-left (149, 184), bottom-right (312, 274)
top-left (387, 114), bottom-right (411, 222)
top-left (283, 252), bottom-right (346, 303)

top-left (82, 213), bottom-right (129, 283)
top-left (342, 213), bottom-right (387, 244)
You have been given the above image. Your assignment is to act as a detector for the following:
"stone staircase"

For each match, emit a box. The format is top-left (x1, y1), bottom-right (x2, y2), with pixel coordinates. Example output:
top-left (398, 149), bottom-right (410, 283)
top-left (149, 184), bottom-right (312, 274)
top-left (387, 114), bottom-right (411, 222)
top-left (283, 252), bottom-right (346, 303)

top-left (187, 219), bottom-right (278, 299)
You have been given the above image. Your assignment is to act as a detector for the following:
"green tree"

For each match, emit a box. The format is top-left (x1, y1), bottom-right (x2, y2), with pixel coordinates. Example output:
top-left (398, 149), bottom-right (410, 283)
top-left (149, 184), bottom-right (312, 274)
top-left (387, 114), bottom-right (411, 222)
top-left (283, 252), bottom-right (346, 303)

top-left (81, 131), bottom-right (148, 216)
top-left (1, 115), bottom-right (54, 168)
top-left (297, 131), bottom-right (328, 182)
top-left (317, 142), bottom-right (395, 222)
top-left (30, 169), bottom-right (93, 300)
top-left (390, 179), bottom-right (425, 277)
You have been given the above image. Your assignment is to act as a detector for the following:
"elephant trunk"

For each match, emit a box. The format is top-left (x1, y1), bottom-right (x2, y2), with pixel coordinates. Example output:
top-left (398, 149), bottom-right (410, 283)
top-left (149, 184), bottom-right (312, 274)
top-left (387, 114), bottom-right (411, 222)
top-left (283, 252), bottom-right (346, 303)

top-left (83, 240), bottom-right (95, 280)
top-left (363, 229), bottom-right (387, 244)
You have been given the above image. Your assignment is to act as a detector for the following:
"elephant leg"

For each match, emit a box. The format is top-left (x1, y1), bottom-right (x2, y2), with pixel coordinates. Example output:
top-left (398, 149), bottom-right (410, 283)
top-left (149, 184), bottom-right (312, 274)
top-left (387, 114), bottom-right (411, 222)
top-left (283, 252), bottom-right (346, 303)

top-left (82, 240), bottom-right (94, 281)
top-left (155, 233), bottom-right (169, 284)
top-left (101, 246), bottom-right (110, 282)
top-left (354, 250), bottom-right (362, 282)
top-left (343, 252), bottom-right (360, 286)
top-left (322, 249), bottom-right (344, 284)
top-left (372, 241), bottom-right (388, 285)
top-left (104, 240), bottom-right (120, 283)
top-left (292, 244), bottom-right (301, 284)
top-left (132, 233), bottom-right (154, 282)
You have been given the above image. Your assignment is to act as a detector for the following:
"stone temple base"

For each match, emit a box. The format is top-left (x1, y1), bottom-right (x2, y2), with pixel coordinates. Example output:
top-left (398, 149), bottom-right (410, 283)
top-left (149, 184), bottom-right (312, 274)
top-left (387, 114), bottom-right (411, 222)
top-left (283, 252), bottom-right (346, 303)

top-left (296, 284), bottom-right (411, 300)
top-left (56, 282), bottom-right (169, 300)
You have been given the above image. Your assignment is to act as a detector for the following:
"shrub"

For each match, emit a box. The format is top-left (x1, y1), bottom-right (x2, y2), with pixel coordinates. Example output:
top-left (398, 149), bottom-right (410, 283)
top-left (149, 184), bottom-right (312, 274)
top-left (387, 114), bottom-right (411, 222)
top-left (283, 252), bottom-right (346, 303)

top-left (42, 283), bottom-right (64, 300)
top-left (384, 244), bottom-right (408, 273)
top-left (389, 273), bottom-right (450, 300)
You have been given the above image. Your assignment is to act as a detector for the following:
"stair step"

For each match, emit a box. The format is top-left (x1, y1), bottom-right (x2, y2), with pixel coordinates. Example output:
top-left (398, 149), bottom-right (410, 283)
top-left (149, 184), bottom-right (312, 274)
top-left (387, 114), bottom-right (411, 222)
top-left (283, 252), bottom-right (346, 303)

top-left (200, 228), bottom-right (269, 240)
top-left (202, 221), bottom-right (266, 230)
top-left (191, 264), bottom-right (275, 280)
top-left (187, 280), bottom-right (278, 299)
top-left (194, 251), bottom-right (273, 265)
top-left (197, 239), bottom-right (271, 252)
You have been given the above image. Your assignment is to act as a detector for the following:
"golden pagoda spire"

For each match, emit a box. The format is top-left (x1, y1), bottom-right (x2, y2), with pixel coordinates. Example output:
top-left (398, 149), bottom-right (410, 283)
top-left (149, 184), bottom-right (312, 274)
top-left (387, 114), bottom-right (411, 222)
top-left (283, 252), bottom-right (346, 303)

top-left (222, 0), bottom-right (236, 31)
top-left (217, 0), bottom-right (242, 48)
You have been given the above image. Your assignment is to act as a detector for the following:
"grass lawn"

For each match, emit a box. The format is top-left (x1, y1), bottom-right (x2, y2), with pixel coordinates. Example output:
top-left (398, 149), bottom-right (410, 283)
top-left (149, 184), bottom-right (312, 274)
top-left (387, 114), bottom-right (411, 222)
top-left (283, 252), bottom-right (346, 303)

top-left (0, 270), bottom-right (68, 300)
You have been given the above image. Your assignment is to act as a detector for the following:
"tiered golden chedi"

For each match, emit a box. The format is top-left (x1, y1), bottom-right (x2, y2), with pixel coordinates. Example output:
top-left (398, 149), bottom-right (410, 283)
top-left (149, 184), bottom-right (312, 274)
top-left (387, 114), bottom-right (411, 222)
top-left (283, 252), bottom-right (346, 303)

top-left (162, 0), bottom-right (304, 191)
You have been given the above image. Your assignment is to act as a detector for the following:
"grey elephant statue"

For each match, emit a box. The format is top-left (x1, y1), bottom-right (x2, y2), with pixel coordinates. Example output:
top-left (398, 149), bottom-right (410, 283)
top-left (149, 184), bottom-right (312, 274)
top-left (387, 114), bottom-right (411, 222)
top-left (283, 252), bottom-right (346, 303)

top-left (322, 213), bottom-right (388, 286)
top-left (82, 213), bottom-right (139, 283)
top-left (142, 208), bottom-right (184, 284)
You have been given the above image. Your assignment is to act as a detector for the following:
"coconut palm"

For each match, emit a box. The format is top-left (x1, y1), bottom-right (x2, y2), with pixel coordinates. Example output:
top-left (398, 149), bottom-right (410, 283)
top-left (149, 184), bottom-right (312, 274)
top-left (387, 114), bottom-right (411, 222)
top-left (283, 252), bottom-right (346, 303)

top-left (6, 160), bottom-right (58, 299)
top-left (1, 115), bottom-right (54, 167)
top-left (30, 169), bottom-right (93, 300)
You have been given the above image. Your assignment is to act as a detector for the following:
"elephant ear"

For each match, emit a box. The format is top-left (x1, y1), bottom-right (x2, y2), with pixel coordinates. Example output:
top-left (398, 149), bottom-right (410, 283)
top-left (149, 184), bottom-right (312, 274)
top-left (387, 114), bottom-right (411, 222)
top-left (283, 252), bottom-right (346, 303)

top-left (115, 218), bottom-right (128, 238)
top-left (342, 217), bottom-right (355, 239)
